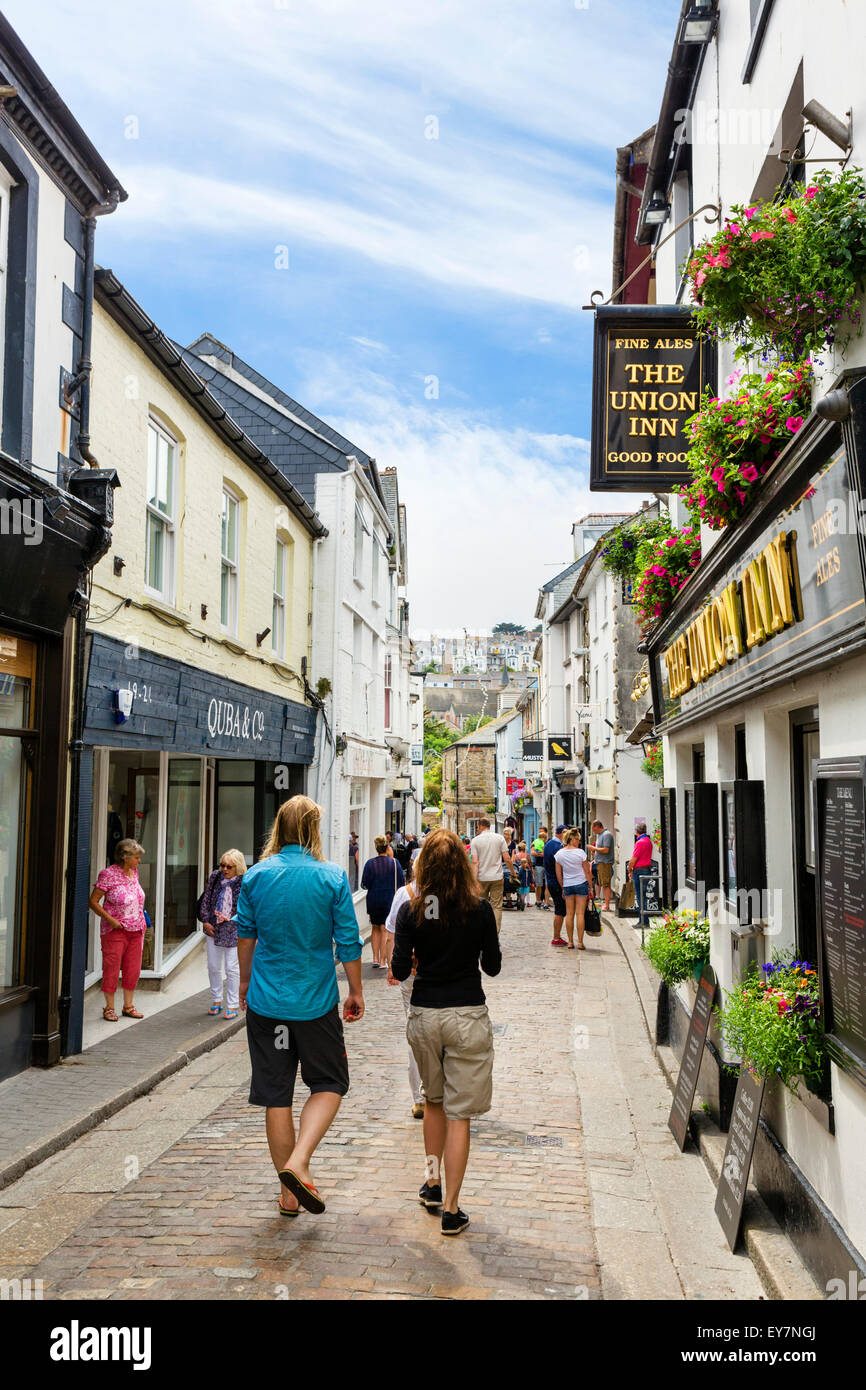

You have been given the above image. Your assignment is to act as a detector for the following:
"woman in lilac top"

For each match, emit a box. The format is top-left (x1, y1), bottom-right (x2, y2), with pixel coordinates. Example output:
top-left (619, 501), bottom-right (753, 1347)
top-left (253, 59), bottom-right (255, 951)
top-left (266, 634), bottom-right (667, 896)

top-left (197, 849), bottom-right (246, 1019)
top-left (89, 838), bottom-right (148, 1023)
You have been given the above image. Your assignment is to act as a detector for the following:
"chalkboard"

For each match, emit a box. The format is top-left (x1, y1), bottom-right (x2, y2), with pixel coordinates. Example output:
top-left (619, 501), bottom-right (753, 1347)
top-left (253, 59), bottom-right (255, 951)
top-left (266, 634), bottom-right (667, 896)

top-left (668, 963), bottom-right (717, 1150)
top-left (714, 1068), bottom-right (766, 1251)
top-left (816, 758), bottom-right (866, 1085)
top-left (643, 873), bottom-right (662, 917)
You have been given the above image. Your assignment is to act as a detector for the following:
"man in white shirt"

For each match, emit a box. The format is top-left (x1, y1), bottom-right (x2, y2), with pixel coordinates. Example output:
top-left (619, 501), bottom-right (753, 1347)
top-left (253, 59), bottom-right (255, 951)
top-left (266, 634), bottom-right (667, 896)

top-left (470, 818), bottom-right (512, 932)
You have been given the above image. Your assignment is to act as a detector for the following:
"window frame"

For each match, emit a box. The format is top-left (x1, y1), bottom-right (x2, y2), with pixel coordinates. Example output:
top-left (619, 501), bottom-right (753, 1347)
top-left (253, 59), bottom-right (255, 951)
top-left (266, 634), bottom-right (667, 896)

top-left (272, 536), bottom-right (287, 659)
top-left (384, 651), bottom-right (393, 730)
top-left (144, 416), bottom-right (178, 604)
top-left (220, 486), bottom-right (241, 636)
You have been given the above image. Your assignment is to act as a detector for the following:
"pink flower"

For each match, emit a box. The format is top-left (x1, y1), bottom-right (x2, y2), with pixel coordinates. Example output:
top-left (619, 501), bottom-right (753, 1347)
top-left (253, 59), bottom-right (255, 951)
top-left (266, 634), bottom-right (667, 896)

top-left (729, 223), bottom-right (741, 236)
top-left (782, 207), bottom-right (797, 224)
top-left (804, 186), bottom-right (819, 200)
top-left (664, 537), bottom-right (677, 547)
top-left (785, 416), bottom-right (804, 433)
top-left (751, 229), bottom-right (775, 241)
top-left (695, 270), bottom-right (707, 289)
top-left (735, 488), bottom-right (747, 505)
top-left (744, 206), bottom-right (757, 220)
top-left (740, 463), bottom-right (759, 482)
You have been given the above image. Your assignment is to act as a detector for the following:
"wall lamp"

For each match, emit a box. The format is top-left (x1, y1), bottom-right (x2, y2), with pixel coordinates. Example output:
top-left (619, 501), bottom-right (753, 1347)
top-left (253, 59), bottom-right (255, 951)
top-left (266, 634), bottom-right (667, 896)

top-left (644, 190), bottom-right (671, 226)
top-left (680, 0), bottom-right (718, 45)
top-left (815, 388), bottom-right (851, 422)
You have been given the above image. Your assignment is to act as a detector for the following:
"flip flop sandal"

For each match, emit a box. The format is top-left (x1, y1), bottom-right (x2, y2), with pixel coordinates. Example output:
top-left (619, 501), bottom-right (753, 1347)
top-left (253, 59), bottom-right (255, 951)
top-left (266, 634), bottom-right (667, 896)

top-left (279, 1194), bottom-right (300, 1218)
top-left (224, 1009), bottom-right (239, 1020)
top-left (207, 1004), bottom-right (223, 1015)
top-left (279, 1168), bottom-right (326, 1214)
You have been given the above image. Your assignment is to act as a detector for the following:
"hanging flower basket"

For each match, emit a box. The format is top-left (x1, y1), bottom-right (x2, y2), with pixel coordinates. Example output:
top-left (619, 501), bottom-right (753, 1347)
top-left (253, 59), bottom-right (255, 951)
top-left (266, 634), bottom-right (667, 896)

top-left (685, 169), bottom-right (866, 359)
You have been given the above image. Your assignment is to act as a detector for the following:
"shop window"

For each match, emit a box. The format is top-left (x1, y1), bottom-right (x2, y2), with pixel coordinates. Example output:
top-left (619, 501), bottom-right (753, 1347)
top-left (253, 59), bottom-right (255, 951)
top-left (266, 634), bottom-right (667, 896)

top-left (659, 788), bottom-right (678, 911)
top-left (272, 538), bottom-right (287, 660)
top-left (221, 488), bottom-right (240, 635)
top-left (735, 725), bottom-right (748, 781)
top-left (215, 759), bottom-right (255, 868)
top-left (684, 782), bottom-right (719, 896)
top-left (102, 749), bottom-right (161, 971)
top-left (145, 418), bottom-right (177, 603)
top-left (163, 758), bottom-right (202, 960)
top-left (0, 632), bottom-right (35, 990)
top-left (791, 712), bottom-right (819, 968)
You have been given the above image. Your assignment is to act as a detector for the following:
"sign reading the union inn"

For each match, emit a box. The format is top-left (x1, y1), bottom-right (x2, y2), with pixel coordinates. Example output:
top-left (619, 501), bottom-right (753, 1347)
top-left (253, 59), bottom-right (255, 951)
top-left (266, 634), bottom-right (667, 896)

top-left (590, 305), bottom-right (716, 492)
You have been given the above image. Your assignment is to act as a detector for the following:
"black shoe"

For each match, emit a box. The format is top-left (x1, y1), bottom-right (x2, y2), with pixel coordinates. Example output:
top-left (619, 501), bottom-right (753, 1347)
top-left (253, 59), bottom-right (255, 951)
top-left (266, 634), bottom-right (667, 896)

top-left (441, 1208), bottom-right (470, 1236)
top-left (418, 1182), bottom-right (442, 1209)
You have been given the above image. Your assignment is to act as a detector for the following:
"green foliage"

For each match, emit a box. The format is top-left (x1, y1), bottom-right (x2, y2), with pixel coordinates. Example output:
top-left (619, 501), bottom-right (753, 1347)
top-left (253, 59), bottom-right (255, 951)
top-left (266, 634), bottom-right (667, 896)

top-left (462, 714), bottom-right (493, 734)
top-left (675, 361), bottom-right (814, 530)
top-left (644, 910), bottom-right (710, 987)
top-left (492, 621), bottom-right (524, 635)
top-left (718, 952), bottom-right (825, 1094)
top-left (633, 526), bottom-right (701, 631)
top-left (600, 513), bottom-right (675, 581)
top-left (641, 742), bottom-right (664, 784)
top-left (685, 169), bottom-right (866, 359)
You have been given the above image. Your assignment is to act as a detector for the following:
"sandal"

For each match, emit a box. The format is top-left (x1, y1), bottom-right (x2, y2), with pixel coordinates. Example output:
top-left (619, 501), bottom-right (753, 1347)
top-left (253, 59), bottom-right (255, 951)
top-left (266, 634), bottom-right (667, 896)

top-left (279, 1192), bottom-right (300, 1218)
top-left (224, 1009), bottom-right (238, 1020)
top-left (207, 1004), bottom-right (222, 1016)
top-left (122, 1006), bottom-right (144, 1019)
top-left (279, 1168), bottom-right (326, 1214)
top-left (103, 1006), bottom-right (119, 1022)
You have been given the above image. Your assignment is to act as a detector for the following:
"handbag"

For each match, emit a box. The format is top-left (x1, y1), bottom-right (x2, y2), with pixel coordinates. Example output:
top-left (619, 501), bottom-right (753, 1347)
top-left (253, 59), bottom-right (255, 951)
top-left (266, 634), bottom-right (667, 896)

top-left (584, 897), bottom-right (602, 935)
top-left (619, 878), bottom-right (635, 911)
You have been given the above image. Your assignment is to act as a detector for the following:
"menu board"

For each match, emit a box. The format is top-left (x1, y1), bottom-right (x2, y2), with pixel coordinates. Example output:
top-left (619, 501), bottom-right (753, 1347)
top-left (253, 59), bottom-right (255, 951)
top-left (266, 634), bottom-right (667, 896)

top-left (669, 964), bottom-right (717, 1151)
top-left (817, 759), bottom-right (866, 1079)
top-left (714, 1068), bottom-right (766, 1251)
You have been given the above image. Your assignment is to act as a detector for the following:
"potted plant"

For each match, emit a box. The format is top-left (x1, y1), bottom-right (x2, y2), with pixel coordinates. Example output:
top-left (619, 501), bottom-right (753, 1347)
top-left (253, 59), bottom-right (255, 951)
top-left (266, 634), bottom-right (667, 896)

top-left (641, 742), bottom-right (664, 784)
top-left (676, 361), bottom-right (813, 530)
top-left (600, 513), bottom-right (675, 581)
top-left (644, 909), bottom-right (711, 988)
top-left (685, 169), bottom-right (866, 358)
top-left (717, 952), bottom-right (825, 1096)
top-left (633, 526), bottom-right (702, 631)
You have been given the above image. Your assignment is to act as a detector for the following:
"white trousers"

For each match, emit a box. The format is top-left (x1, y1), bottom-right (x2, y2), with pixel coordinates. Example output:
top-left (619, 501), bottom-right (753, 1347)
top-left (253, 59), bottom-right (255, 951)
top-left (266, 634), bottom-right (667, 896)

top-left (401, 977), bottom-right (424, 1104)
top-left (206, 937), bottom-right (239, 1010)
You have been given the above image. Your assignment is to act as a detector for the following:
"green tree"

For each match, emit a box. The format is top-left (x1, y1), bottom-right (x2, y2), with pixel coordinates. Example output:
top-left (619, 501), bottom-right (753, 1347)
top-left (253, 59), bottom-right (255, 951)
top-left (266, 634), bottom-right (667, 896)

top-left (492, 621), bottom-right (523, 635)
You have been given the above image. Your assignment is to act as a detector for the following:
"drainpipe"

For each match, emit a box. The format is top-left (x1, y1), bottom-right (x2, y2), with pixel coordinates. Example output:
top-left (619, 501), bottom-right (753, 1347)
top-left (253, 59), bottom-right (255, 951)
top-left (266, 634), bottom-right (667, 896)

top-left (64, 193), bottom-right (120, 467)
top-left (59, 192), bottom-right (120, 1053)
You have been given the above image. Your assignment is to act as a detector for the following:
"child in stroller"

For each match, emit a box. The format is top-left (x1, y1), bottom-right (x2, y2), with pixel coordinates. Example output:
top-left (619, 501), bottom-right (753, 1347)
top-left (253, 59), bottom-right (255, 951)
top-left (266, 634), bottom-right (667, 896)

top-left (503, 841), bottom-right (532, 911)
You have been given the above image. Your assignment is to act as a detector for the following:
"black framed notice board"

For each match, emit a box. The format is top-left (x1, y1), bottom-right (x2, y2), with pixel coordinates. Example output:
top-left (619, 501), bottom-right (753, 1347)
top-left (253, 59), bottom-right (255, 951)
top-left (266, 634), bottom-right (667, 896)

top-left (816, 757), bottom-right (866, 1088)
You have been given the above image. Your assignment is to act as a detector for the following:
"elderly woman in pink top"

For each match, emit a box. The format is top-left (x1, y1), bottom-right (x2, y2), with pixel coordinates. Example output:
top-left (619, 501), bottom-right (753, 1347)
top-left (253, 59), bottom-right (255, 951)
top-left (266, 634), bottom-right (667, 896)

top-left (88, 838), bottom-right (148, 1023)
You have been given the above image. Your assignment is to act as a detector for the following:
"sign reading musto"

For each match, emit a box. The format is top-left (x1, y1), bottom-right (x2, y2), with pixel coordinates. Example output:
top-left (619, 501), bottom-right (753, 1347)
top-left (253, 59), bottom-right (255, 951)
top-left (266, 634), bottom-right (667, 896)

top-left (590, 305), bottom-right (716, 492)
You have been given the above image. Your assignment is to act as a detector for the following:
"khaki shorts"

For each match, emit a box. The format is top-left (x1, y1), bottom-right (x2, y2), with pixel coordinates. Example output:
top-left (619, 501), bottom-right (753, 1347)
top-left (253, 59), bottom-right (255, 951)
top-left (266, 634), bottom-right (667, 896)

top-left (596, 863), bottom-right (613, 887)
top-left (406, 1004), bottom-right (494, 1120)
top-left (478, 878), bottom-right (504, 931)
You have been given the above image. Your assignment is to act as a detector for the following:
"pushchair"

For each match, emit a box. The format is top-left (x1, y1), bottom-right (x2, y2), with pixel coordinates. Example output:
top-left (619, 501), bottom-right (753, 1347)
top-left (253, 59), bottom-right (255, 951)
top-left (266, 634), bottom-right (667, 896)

top-left (502, 860), bottom-right (525, 911)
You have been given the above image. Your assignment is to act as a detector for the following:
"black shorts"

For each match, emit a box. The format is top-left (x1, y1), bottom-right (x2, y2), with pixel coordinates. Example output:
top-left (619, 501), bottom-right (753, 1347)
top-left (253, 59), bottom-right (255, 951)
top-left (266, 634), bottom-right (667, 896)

top-left (246, 1004), bottom-right (349, 1108)
top-left (547, 884), bottom-right (566, 917)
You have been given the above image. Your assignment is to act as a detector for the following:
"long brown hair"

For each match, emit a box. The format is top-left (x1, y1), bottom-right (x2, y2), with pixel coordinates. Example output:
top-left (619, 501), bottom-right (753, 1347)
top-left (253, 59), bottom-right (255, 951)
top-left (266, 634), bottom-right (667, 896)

top-left (261, 795), bottom-right (324, 861)
top-left (410, 827), bottom-right (481, 925)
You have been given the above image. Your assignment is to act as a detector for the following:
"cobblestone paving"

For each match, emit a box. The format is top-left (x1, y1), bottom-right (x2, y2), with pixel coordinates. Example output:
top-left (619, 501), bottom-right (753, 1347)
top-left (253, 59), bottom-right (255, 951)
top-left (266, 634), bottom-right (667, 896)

top-left (2, 906), bottom-right (601, 1301)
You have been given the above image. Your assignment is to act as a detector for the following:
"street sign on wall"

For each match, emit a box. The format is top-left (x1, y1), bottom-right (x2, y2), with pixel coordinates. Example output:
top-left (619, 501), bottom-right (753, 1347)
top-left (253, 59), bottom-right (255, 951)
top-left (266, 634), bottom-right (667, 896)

top-left (410, 743), bottom-right (424, 764)
top-left (590, 305), bottom-right (716, 492)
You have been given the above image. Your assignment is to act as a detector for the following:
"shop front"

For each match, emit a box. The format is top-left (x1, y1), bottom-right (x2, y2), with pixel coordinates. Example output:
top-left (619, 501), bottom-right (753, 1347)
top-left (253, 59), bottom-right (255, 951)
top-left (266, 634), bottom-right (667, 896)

top-left (647, 370), bottom-right (866, 1282)
top-left (67, 633), bottom-right (315, 1052)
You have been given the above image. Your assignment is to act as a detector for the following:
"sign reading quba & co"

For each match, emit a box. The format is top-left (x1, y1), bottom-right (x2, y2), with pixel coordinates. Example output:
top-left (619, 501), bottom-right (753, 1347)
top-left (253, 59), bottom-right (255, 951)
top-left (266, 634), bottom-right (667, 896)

top-left (590, 305), bottom-right (716, 492)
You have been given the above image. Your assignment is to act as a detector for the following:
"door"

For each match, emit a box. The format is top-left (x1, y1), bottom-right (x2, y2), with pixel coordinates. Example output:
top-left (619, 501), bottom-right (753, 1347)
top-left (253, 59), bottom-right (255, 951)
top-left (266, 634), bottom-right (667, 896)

top-left (792, 712), bottom-right (820, 969)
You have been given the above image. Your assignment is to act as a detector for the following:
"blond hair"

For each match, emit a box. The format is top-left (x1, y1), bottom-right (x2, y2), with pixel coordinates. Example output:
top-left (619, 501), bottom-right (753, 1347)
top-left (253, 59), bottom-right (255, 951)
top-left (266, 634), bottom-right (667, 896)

top-left (374, 835), bottom-right (388, 855)
top-left (220, 848), bottom-right (247, 875)
top-left (563, 827), bottom-right (582, 847)
top-left (261, 796), bottom-right (324, 861)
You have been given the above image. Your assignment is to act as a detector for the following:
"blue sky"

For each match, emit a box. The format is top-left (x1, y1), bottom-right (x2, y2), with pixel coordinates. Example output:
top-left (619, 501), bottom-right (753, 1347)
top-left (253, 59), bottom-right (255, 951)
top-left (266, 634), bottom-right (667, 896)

top-left (7, 0), bottom-right (681, 628)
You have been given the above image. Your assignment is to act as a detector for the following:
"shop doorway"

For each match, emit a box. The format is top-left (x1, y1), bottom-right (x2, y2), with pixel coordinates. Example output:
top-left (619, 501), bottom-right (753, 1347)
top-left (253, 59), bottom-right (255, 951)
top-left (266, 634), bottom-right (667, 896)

top-left (791, 709), bottom-right (820, 969)
top-left (0, 633), bottom-right (36, 993)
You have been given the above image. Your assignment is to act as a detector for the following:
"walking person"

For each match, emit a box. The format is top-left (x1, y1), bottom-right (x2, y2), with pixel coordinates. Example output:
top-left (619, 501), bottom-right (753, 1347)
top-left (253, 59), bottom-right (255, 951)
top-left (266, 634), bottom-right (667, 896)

top-left (515, 841), bottom-right (534, 908)
top-left (555, 829), bottom-right (590, 949)
top-left (348, 830), bottom-right (359, 891)
top-left (531, 827), bottom-right (549, 908)
top-left (628, 821), bottom-right (655, 930)
top-left (385, 877), bottom-right (425, 1119)
top-left (89, 839), bottom-right (148, 1023)
top-left (392, 828), bottom-right (501, 1237)
top-left (470, 818), bottom-right (512, 932)
top-left (236, 796), bottom-right (364, 1217)
top-left (361, 836), bottom-right (405, 967)
top-left (543, 825), bottom-right (568, 946)
top-left (198, 849), bottom-right (246, 1019)
top-left (589, 820), bottom-right (615, 913)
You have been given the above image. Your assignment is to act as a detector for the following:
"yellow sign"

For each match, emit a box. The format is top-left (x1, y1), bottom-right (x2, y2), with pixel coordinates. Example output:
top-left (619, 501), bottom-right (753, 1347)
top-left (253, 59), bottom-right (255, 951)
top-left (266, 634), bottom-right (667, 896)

top-left (664, 531), bottom-right (803, 699)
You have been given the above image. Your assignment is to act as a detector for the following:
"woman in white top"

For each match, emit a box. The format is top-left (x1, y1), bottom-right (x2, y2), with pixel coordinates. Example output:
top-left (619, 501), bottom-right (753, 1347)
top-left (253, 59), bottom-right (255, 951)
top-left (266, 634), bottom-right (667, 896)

top-left (554, 829), bottom-right (590, 950)
top-left (384, 880), bottom-right (425, 1119)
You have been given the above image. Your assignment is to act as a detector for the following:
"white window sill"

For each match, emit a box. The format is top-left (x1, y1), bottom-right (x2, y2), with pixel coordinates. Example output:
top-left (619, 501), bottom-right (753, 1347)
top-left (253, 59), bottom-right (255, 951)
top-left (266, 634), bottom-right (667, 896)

top-left (141, 594), bottom-right (188, 625)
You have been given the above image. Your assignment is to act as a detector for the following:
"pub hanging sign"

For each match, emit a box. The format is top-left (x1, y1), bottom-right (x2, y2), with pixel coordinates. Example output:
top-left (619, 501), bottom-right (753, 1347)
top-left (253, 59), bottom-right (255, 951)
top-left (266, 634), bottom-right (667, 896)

top-left (590, 305), bottom-right (716, 492)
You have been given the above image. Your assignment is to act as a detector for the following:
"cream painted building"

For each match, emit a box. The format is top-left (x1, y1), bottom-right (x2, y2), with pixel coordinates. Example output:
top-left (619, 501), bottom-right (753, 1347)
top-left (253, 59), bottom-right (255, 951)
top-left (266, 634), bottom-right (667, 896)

top-left (72, 270), bottom-right (325, 994)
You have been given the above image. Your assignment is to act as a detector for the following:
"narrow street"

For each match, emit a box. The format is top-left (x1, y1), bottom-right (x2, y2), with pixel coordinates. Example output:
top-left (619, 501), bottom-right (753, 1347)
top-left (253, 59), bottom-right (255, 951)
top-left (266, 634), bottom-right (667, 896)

top-left (0, 912), bottom-right (761, 1301)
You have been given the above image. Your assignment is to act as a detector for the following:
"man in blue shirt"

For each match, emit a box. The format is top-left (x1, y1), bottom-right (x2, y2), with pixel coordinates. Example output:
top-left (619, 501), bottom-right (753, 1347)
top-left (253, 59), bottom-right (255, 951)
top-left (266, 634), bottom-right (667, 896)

top-left (237, 796), bottom-right (363, 1217)
top-left (543, 824), bottom-right (569, 947)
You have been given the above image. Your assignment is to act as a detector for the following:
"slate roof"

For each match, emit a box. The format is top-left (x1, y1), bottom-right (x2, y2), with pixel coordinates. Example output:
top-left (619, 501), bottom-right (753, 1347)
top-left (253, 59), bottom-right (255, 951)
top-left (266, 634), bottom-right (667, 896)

top-left (181, 333), bottom-right (385, 512)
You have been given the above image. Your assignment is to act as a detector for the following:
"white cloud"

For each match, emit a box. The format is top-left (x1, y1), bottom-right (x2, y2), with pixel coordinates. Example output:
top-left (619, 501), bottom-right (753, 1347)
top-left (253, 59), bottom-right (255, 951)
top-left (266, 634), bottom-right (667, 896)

top-left (295, 354), bottom-right (643, 630)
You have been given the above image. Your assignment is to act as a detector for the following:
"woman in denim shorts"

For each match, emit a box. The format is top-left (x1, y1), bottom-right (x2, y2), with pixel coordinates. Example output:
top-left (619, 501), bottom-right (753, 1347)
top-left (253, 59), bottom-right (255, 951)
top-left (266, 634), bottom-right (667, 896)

top-left (554, 829), bottom-right (590, 950)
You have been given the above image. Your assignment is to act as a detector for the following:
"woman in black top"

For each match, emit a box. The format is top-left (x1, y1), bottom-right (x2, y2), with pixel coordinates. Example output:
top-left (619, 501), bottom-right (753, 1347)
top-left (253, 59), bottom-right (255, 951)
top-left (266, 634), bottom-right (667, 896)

top-left (392, 828), bottom-right (501, 1237)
